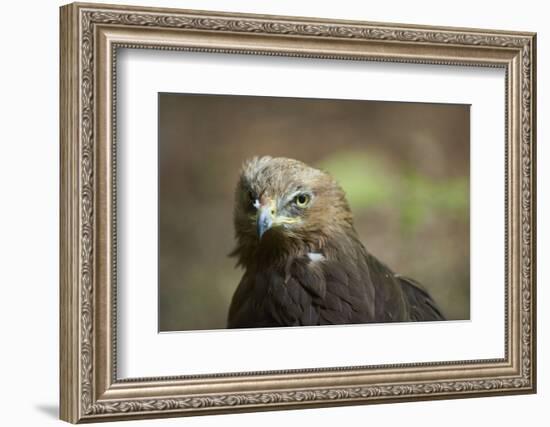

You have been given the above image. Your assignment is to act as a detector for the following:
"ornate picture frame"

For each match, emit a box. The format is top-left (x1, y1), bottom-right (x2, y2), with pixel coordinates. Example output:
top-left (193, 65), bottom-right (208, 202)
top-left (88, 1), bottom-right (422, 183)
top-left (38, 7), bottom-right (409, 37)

top-left (60, 2), bottom-right (536, 423)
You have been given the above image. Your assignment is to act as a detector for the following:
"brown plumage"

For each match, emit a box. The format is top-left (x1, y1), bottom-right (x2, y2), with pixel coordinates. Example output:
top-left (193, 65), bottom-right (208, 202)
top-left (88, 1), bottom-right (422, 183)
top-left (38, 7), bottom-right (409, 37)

top-left (227, 156), bottom-right (444, 328)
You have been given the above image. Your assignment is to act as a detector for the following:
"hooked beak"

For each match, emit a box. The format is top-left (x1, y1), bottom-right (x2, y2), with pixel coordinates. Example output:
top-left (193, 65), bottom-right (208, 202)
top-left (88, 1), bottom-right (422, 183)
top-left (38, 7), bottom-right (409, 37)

top-left (257, 203), bottom-right (275, 239)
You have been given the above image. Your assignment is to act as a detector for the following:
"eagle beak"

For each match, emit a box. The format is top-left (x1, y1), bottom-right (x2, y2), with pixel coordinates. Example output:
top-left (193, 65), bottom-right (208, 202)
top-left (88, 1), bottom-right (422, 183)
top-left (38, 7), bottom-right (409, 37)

top-left (257, 203), bottom-right (275, 239)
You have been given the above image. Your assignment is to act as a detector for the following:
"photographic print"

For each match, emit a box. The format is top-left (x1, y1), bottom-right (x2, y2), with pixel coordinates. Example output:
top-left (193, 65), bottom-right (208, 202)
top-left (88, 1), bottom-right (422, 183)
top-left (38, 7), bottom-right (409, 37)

top-left (159, 93), bottom-right (470, 331)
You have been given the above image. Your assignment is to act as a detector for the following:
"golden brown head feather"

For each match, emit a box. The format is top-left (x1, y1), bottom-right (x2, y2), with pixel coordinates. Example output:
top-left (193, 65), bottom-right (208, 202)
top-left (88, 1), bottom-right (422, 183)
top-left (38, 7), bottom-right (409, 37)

top-left (232, 156), bottom-right (354, 268)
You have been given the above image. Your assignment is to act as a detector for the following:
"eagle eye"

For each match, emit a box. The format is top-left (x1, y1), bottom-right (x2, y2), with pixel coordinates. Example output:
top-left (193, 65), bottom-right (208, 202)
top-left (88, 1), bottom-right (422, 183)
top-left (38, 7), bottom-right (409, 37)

top-left (246, 190), bottom-right (259, 210)
top-left (294, 193), bottom-right (311, 208)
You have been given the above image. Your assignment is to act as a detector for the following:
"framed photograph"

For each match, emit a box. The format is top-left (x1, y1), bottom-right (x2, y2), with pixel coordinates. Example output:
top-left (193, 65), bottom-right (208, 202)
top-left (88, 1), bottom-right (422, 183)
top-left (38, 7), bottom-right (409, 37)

top-left (59, 2), bottom-right (537, 423)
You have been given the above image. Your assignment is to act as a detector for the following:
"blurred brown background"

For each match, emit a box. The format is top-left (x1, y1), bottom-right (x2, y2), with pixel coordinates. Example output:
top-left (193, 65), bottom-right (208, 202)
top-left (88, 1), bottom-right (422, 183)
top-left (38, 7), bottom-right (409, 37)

top-left (159, 93), bottom-right (470, 331)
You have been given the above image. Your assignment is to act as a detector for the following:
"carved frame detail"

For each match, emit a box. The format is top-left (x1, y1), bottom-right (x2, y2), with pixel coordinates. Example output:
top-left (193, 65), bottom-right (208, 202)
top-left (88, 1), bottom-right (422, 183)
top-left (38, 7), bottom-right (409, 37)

top-left (60, 2), bottom-right (536, 423)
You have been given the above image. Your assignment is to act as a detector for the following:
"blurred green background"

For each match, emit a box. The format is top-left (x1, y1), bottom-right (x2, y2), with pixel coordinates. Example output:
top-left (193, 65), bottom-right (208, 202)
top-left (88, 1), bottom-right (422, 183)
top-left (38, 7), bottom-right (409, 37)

top-left (159, 93), bottom-right (470, 331)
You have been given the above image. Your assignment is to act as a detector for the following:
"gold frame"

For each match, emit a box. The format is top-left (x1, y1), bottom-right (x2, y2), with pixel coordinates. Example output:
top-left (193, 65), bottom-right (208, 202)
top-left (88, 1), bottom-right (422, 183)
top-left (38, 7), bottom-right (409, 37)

top-left (60, 2), bottom-right (537, 423)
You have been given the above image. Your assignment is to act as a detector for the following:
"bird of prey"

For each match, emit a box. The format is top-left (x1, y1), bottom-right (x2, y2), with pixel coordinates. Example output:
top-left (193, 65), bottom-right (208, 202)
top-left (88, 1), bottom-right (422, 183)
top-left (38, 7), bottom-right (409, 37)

top-left (227, 156), bottom-right (445, 328)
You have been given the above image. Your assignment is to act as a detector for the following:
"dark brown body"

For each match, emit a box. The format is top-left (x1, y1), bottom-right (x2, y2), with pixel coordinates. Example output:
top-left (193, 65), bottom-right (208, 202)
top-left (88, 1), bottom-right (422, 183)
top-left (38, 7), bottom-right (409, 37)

top-left (228, 228), bottom-right (444, 328)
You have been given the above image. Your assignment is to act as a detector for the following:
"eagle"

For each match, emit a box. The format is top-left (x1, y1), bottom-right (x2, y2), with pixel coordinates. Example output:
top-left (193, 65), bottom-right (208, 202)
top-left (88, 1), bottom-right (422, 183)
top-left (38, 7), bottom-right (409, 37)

top-left (227, 156), bottom-right (444, 328)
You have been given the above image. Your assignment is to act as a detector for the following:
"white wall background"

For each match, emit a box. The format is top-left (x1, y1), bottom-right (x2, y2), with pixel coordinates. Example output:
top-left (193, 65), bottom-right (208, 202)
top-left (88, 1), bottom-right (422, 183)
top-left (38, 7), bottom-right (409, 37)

top-left (0, 0), bottom-right (545, 426)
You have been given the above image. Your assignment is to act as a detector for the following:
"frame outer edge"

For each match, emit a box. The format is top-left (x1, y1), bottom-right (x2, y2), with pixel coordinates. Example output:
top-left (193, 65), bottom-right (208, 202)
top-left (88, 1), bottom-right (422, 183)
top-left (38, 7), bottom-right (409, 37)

top-left (59, 2), bottom-right (537, 422)
top-left (60, 3), bottom-right (80, 424)
top-left (529, 33), bottom-right (537, 393)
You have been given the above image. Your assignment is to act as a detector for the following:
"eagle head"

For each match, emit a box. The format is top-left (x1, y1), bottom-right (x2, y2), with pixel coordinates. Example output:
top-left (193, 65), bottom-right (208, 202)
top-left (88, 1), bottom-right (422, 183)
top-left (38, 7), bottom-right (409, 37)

top-left (232, 156), bottom-right (353, 267)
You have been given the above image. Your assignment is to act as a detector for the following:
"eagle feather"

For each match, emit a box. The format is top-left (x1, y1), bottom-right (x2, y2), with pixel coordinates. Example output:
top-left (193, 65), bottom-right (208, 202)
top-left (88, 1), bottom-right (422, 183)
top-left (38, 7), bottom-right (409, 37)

top-left (228, 156), bottom-right (445, 328)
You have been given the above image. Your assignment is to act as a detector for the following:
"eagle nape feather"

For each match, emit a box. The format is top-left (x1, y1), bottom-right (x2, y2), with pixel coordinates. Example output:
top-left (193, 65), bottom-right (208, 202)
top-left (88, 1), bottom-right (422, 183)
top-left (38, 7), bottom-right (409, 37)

top-left (227, 156), bottom-right (445, 328)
